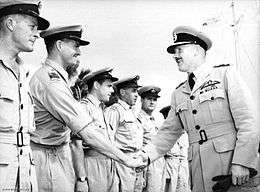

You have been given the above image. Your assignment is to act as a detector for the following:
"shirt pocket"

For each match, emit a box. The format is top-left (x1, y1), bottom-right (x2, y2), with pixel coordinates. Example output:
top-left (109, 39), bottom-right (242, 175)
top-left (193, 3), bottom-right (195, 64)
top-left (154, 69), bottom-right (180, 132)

top-left (175, 101), bottom-right (188, 130)
top-left (212, 133), bottom-right (236, 153)
top-left (199, 89), bottom-right (231, 124)
top-left (121, 120), bottom-right (134, 140)
top-left (212, 133), bottom-right (236, 173)
top-left (0, 89), bottom-right (17, 128)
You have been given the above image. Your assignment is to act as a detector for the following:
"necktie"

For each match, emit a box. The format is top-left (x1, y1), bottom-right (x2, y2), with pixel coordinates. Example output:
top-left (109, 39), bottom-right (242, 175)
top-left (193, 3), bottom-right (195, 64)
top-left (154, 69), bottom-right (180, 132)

top-left (188, 73), bottom-right (195, 90)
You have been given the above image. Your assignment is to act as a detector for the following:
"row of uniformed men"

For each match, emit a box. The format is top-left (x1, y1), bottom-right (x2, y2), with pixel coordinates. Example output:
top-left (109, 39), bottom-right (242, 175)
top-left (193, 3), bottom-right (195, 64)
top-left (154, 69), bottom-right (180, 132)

top-left (68, 68), bottom-right (191, 192)
top-left (0, 0), bottom-right (190, 192)
top-left (1, 0), bottom-right (259, 192)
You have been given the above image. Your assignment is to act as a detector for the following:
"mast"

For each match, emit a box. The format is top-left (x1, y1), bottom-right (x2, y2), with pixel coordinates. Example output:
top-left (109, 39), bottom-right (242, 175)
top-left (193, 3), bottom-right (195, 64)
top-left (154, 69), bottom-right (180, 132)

top-left (230, 0), bottom-right (240, 71)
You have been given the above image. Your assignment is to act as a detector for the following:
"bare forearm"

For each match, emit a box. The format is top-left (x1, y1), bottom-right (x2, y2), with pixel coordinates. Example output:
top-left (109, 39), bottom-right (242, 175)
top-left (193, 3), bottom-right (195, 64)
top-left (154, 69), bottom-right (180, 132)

top-left (78, 126), bottom-right (128, 164)
top-left (70, 140), bottom-right (86, 178)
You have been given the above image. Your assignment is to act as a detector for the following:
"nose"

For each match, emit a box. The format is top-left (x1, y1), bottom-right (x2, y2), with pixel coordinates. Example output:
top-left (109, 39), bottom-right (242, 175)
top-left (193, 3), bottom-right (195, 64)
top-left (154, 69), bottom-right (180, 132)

top-left (77, 47), bottom-right (81, 56)
top-left (34, 30), bottom-right (40, 39)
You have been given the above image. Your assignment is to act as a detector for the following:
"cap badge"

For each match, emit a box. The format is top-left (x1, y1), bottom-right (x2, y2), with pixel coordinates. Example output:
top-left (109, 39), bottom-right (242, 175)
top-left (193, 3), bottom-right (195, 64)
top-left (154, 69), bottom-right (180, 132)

top-left (173, 32), bottom-right (177, 42)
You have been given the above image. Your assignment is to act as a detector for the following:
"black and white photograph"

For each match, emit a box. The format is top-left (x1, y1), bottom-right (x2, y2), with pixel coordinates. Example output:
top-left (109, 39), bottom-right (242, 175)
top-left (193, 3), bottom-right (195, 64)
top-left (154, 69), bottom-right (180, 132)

top-left (0, 0), bottom-right (259, 191)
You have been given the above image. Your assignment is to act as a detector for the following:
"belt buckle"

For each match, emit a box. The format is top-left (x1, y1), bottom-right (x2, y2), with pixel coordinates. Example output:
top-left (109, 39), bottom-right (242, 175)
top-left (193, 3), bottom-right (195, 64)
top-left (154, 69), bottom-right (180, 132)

top-left (199, 130), bottom-right (208, 145)
top-left (17, 131), bottom-right (24, 147)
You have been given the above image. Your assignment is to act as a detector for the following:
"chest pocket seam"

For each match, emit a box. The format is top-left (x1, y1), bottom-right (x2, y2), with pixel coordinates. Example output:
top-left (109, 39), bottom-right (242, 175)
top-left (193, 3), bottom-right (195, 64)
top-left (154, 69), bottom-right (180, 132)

top-left (176, 101), bottom-right (188, 114)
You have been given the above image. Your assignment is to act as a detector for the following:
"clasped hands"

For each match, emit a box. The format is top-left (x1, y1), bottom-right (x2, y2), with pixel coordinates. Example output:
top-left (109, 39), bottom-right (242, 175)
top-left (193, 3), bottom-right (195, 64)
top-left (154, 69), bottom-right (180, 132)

top-left (123, 151), bottom-right (150, 172)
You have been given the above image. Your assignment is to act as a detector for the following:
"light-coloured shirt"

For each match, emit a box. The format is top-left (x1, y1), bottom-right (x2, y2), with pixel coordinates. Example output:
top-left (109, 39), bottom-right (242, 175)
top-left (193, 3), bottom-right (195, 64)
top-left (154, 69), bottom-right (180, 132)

top-left (105, 99), bottom-right (143, 152)
top-left (81, 94), bottom-right (107, 129)
top-left (137, 109), bottom-right (162, 146)
top-left (30, 59), bottom-right (92, 146)
top-left (0, 57), bottom-right (34, 145)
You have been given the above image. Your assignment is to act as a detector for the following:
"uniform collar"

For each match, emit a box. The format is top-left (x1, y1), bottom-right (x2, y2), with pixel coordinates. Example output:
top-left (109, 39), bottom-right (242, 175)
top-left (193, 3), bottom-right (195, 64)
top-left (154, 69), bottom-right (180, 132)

top-left (192, 61), bottom-right (212, 80)
top-left (140, 109), bottom-right (154, 120)
top-left (189, 61), bottom-right (213, 93)
top-left (118, 99), bottom-right (132, 110)
top-left (87, 94), bottom-right (102, 108)
top-left (0, 56), bottom-right (24, 79)
top-left (45, 58), bottom-right (69, 83)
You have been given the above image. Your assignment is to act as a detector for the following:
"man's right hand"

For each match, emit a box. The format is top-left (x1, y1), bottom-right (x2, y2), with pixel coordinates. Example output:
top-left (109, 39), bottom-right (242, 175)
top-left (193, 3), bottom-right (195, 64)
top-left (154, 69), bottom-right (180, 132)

top-left (75, 180), bottom-right (88, 192)
top-left (124, 155), bottom-right (147, 168)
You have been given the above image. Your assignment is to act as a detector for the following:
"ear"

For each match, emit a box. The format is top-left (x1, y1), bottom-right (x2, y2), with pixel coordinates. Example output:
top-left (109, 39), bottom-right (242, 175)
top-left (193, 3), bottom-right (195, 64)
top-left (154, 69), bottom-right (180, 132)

top-left (93, 81), bottom-right (100, 90)
top-left (6, 16), bottom-right (16, 32)
top-left (55, 40), bottom-right (63, 52)
top-left (119, 88), bottom-right (125, 96)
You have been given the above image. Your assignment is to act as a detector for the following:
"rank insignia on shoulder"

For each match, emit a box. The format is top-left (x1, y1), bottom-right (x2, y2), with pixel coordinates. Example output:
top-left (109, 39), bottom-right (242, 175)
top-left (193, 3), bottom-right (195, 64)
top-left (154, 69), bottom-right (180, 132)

top-left (48, 72), bottom-right (60, 80)
top-left (213, 64), bottom-right (230, 68)
top-left (176, 81), bottom-right (186, 89)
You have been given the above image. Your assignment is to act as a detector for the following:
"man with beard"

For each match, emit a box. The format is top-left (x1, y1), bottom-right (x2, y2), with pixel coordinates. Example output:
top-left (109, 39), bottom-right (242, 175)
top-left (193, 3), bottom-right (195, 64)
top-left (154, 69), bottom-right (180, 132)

top-left (0, 0), bottom-right (49, 191)
top-left (71, 67), bottom-right (121, 192)
top-left (105, 76), bottom-right (145, 192)
top-left (140, 26), bottom-right (259, 192)
top-left (29, 25), bottom-right (144, 192)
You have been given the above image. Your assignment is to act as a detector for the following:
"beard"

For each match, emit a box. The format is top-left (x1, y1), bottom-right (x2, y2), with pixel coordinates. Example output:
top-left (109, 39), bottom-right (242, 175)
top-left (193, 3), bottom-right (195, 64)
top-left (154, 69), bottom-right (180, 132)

top-left (66, 63), bottom-right (79, 80)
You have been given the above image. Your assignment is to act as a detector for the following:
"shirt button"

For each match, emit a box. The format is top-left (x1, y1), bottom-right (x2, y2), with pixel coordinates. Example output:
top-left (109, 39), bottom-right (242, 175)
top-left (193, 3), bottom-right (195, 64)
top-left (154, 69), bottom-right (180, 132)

top-left (190, 95), bottom-right (195, 100)
top-left (195, 125), bottom-right (200, 130)
top-left (20, 104), bottom-right (23, 110)
top-left (211, 97), bottom-right (214, 100)
top-left (19, 83), bottom-right (22, 87)
top-left (192, 109), bottom-right (197, 114)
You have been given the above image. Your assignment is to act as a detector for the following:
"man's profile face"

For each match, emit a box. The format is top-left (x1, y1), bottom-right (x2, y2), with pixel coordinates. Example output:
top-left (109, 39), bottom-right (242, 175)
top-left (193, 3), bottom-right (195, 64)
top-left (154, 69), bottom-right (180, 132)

top-left (172, 44), bottom-right (197, 73)
top-left (141, 96), bottom-right (157, 113)
top-left (61, 39), bottom-right (81, 78)
top-left (97, 79), bottom-right (114, 102)
top-left (12, 15), bottom-right (39, 52)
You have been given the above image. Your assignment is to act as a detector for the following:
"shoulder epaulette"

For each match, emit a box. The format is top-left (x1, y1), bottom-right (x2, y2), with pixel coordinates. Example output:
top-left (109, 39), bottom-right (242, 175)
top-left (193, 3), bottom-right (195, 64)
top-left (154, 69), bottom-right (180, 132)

top-left (176, 81), bottom-right (186, 89)
top-left (213, 64), bottom-right (230, 68)
top-left (48, 71), bottom-right (60, 80)
top-left (80, 98), bottom-right (89, 105)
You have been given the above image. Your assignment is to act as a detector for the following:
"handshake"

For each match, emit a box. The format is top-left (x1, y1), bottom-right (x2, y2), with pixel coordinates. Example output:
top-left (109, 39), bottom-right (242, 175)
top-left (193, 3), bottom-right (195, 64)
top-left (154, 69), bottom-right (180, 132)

top-left (123, 150), bottom-right (151, 172)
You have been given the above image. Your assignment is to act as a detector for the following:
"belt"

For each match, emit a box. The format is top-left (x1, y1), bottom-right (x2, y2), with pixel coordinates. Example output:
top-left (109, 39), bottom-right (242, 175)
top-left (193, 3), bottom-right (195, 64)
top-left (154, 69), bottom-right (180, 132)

top-left (0, 132), bottom-right (30, 146)
top-left (84, 149), bottom-right (109, 158)
top-left (30, 141), bottom-right (69, 151)
top-left (188, 121), bottom-right (236, 144)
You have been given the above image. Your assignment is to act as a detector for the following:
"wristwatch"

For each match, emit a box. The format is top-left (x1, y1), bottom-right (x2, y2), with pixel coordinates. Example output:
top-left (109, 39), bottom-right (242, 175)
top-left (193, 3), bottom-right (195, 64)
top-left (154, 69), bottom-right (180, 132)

top-left (77, 177), bottom-right (87, 182)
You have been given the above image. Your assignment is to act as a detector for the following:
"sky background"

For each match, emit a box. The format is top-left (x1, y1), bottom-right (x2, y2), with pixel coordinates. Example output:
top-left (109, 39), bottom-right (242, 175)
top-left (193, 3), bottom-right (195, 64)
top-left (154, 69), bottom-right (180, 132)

top-left (21, 0), bottom-right (260, 114)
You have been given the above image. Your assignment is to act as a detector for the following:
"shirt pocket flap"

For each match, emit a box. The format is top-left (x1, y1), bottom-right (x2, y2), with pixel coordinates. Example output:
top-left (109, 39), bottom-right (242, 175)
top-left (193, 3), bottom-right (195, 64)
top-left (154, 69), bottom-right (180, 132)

top-left (176, 101), bottom-right (188, 114)
top-left (199, 89), bottom-right (225, 103)
top-left (0, 90), bottom-right (15, 102)
top-left (212, 133), bottom-right (236, 153)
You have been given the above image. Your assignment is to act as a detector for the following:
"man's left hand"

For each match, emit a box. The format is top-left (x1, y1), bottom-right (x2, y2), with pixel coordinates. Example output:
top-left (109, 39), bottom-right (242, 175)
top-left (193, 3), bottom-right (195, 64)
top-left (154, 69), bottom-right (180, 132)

top-left (230, 164), bottom-right (249, 185)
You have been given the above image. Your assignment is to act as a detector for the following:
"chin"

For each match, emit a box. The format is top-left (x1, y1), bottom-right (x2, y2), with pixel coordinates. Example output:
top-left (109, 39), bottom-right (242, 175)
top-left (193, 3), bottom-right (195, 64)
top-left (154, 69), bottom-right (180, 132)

top-left (23, 46), bottom-right (34, 52)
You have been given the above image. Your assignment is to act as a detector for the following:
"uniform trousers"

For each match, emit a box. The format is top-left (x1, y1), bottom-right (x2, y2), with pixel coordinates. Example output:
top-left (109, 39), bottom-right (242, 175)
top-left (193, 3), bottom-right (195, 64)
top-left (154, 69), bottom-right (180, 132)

top-left (115, 151), bottom-right (145, 192)
top-left (0, 143), bottom-right (37, 192)
top-left (84, 149), bottom-right (119, 192)
top-left (164, 155), bottom-right (190, 192)
top-left (143, 157), bottom-right (166, 192)
top-left (31, 142), bottom-right (75, 192)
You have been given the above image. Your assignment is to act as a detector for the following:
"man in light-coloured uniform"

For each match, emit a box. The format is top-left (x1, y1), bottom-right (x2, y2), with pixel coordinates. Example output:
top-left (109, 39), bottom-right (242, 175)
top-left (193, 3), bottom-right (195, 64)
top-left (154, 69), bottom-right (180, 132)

top-left (141, 26), bottom-right (259, 192)
top-left (105, 76), bottom-right (145, 192)
top-left (30, 25), bottom-right (144, 192)
top-left (137, 86), bottom-right (166, 192)
top-left (71, 67), bottom-right (120, 192)
top-left (159, 106), bottom-right (190, 192)
top-left (0, 1), bottom-right (49, 191)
